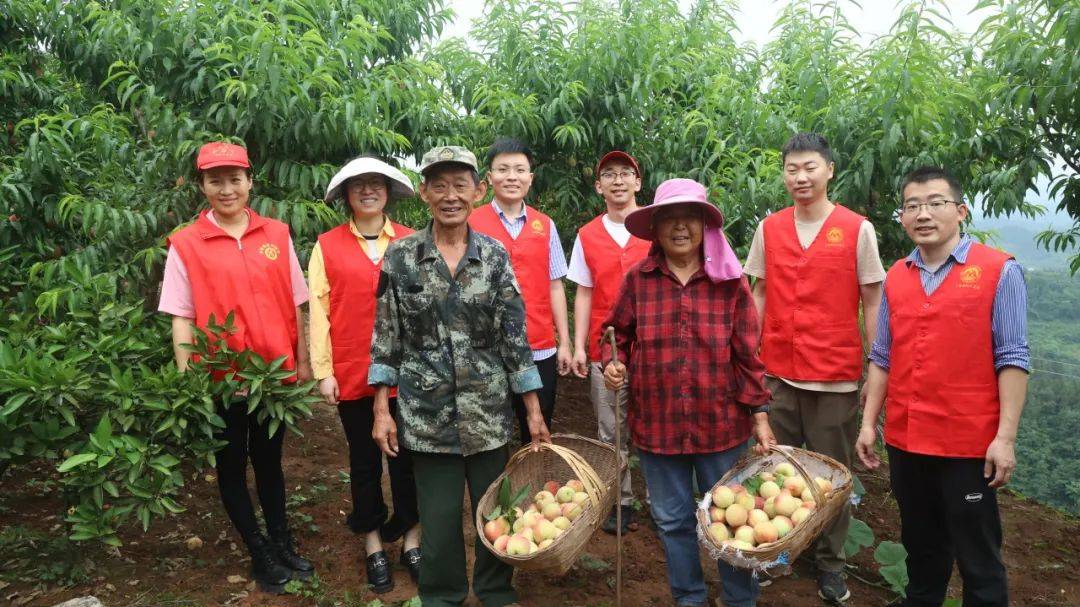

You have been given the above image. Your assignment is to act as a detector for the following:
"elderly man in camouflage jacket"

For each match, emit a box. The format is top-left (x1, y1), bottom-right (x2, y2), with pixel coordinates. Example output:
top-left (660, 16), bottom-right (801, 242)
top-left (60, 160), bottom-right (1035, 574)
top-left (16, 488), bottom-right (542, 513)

top-left (369, 146), bottom-right (551, 607)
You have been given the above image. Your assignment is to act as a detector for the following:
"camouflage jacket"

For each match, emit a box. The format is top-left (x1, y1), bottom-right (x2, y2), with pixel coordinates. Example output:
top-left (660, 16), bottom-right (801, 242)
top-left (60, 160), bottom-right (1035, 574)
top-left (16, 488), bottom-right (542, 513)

top-left (368, 223), bottom-right (542, 455)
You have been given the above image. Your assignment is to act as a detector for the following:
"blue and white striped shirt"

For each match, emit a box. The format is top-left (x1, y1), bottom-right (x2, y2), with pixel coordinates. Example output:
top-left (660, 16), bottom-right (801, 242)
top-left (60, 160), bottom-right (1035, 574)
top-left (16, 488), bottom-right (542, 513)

top-left (868, 235), bottom-right (1030, 372)
top-left (490, 200), bottom-right (568, 361)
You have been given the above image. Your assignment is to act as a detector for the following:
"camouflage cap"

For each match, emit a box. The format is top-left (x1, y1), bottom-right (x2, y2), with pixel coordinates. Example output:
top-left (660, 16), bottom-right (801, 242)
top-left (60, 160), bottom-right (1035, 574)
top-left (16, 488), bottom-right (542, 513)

top-left (419, 145), bottom-right (478, 175)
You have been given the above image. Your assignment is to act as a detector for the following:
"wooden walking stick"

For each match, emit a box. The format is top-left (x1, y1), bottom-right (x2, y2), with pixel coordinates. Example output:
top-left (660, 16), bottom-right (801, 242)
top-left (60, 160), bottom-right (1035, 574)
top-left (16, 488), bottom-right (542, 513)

top-left (603, 325), bottom-right (623, 607)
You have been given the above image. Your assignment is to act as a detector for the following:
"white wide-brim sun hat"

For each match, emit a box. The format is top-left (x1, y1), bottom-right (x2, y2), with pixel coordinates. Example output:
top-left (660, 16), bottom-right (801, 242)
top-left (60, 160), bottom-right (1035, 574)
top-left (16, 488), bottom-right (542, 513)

top-left (324, 157), bottom-right (415, 203)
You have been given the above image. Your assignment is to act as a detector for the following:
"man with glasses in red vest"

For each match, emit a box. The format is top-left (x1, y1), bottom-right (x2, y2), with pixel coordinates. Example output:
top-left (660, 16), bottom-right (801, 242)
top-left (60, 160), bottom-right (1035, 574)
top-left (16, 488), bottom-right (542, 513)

top-left (857, 166), bottom-right (1028, 607)
top-left (744, 132), bottom-right (885, 603)
top-left (567, 150), bottom-right (652, 534)
top-left (468, 137), bottom-right (571, 444)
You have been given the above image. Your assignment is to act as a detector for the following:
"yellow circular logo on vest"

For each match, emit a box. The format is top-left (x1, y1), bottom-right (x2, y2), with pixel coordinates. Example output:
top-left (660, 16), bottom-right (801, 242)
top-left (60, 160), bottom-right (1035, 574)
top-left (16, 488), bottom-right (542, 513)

top-left (259, 243), bottom-right (280, 261)
top-left (826, 227), bottom-right (844, 244)
top-left (960, 265), bottom-right (982, 284)
top-left (531, 218), bottom-right (544, 234)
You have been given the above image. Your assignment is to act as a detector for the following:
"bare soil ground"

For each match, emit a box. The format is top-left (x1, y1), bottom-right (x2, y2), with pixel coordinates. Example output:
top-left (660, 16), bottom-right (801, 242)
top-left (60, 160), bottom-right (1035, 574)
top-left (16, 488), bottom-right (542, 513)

top-left (2, 375), bottom-right (1078, 606)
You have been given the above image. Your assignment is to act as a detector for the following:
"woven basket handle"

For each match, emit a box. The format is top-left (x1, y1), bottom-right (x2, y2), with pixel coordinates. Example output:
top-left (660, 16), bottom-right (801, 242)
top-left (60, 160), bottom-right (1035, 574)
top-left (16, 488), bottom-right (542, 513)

top-left (768, 445), bottom-right (826, 505)
top-left (506, 441), bottom-right (605, 508)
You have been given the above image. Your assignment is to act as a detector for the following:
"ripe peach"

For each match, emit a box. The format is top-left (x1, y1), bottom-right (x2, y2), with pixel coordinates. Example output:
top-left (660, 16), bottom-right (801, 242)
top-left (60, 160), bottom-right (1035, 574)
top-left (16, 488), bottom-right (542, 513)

top-left (775, 494), bottom-right (799, 517)
top-left (783, 476), bottom-right (807, 496)
top-left (802, 500), bottom-right (817, 511)
top-left (763, 496), bottom-right (776, 518)
top-left (709, 506), bottom-right (726, 524)
top-left (520, 527), bottom-right (535, 543)
top-left (556, 486), bottom-right (576, 503)
top-left (544, 480), bottom-right (561, 495)
top-left (774, 462), bottom-right (796, 477)
top-left (759, 481), bottom-right (781, 499)
top-left (708, 522), bottom-right (730, 543)
top-left (493, 534), bottom-right (510, 552)
top-left (521, 511), bottom-right (542, 527)
top-left (734, 525), bottom-right (756, 545)
top-left (814, 476), bottom-right (832, 494)
top-left (484, 517), bottom-right (509, 542)
top-left (534, 520), bottom-right (558, 541)
top-left (506, 534), bottom-right (531, 556)
top-left (712, 486), bottom-right (735, 509)
top-left (760, 472), bottom-right (776, 483)
top-left (724, 503), bottom-right (748, 528)
top-left (729, 539), bottom-right (755, 551)
top-left (534, 490), bottom-right (556, 507)
top-left (748, 509), bottom-right (769, 527)
top-left (528, 541), bottom-right (539, 554)
top-left (572, 491), bottom-right (589, 505)
top-left (512, 518), bottom-right (525, 534)
top-left (731, 483), bottom-right (746, 494)
top-left (772, 516), bottom-right (793, 537)
top-left (801, 488), bottom-right (814, 502)
top-left (791, 507), bottom-right (811, 525)
top-left (735, 492), bottom-right (755, 511)
top-left (753, 521), bottom-right (779, 544)
top-left (542, 502), bottom-right (562, 520)
top-left (552, 516), bottom-right (571, 531)
top-left (754, 496), bottom-right (765, 509)
top-left (538, 538), bottom-right (553, 549)
top-left (567, 479), bottom-right (585, 492)
top-left (561, 502), bottom-right (583, 521)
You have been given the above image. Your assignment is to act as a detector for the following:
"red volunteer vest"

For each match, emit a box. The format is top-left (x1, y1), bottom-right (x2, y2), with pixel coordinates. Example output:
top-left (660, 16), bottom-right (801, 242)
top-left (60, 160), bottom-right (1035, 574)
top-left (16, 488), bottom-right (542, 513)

top-left (761, 205), bottom-right (865, 381)
top-left (469, 203), bottom-right (556, 350)
top-left (883, 243), bottom-right (1011, 458)
top-left (578, 215), bottom-right (651, 360)
top-left (318, 220), bottom-right (414, 400)
top-left (168, 209), bottom-right (298, 381)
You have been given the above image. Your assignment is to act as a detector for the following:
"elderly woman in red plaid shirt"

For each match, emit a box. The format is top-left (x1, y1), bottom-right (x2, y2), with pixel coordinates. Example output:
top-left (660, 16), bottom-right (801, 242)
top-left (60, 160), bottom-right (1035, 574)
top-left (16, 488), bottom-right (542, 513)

top-left (603, 178), bottom-right (776, 607)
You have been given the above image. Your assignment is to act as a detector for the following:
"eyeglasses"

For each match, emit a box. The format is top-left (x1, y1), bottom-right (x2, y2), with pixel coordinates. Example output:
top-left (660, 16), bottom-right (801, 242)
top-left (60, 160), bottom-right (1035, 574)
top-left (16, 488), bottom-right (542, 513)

top-left (599, 170), bottom-right (637, 182)
top-left (347, 178), bottom-right (387, 191)
top-left (899, 200), bottom-right (960, 216)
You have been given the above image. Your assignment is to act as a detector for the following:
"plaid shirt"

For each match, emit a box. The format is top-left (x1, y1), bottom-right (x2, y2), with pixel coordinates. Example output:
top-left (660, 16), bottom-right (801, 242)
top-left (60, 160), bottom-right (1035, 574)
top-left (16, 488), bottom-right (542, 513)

top-left (600, 249), bottom-right (770, 455)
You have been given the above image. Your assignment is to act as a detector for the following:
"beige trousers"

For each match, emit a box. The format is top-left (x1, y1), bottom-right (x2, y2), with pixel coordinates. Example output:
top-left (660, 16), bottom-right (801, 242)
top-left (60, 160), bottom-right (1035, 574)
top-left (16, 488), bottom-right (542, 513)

top-left (589, 362), bottom-right (634, 506)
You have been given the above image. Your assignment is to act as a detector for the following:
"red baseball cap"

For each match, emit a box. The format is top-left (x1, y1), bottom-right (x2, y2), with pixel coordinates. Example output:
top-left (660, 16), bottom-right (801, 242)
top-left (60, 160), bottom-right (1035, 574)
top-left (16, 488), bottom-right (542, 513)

top-left (196, 142), bottom-right (251, 170)
top-left (595, 150), bottom-right (641, 178)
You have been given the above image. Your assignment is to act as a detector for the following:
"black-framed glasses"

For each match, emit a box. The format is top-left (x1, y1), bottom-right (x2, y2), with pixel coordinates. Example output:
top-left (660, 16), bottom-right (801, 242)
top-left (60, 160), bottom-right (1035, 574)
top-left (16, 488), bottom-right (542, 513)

top-left (898, 200), bottom-right (960, 216)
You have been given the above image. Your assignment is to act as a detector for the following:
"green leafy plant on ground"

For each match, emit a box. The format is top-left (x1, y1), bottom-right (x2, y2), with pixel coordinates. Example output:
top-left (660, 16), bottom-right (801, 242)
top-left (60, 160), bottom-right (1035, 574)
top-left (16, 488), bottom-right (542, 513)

top-left (845, 475), bottom-right (909, 598)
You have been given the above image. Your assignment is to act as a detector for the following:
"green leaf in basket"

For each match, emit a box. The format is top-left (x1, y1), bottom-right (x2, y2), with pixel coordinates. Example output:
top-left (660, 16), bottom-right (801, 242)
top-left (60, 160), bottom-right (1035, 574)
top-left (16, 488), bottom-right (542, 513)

top-left (498, 477), bottom-right (512, 510)
top-left (510, 482), bottom-right (533, 509)
top-left (843, 516), bottom-right (875, 558)
top-left (744, 474), bottom-right (764, 497)
top-left (484, 506), bottom-right (503, 522)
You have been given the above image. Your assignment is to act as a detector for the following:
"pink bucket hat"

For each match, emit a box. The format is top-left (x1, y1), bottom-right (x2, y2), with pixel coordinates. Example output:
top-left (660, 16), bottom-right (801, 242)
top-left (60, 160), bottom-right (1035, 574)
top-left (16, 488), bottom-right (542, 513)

top-left (625, 178), bottom-right (743, 282)
top-left (624, 178), bottom-right (725, 238)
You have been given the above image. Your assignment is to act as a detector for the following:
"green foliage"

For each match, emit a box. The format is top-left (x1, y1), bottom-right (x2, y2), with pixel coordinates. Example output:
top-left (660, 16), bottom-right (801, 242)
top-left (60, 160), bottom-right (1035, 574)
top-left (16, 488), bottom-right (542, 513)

top-left (843, 516), bottom-right (875, 559)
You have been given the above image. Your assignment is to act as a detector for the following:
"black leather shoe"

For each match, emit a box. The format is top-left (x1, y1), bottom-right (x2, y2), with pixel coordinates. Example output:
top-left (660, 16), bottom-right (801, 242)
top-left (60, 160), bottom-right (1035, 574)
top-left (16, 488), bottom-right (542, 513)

top-left (365, 550), bottom-right (394, 594)
top-left (268, 529), bottom-right (315, 580)
top-left (247, 534), bottom-right (292, 594)
top-left (401, 546), bottom-right (421, 584)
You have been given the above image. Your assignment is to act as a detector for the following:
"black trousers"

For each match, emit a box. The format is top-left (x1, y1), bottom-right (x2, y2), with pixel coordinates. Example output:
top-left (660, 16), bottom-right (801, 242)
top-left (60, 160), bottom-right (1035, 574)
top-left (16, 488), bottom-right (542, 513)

top-left (511, 353), bottom-right (557, 444)
top-left (215, 399), bottom-right (288, 546)
top-left (338, 396), bottom-right (418, 535)
top-left (887, 445), bottom-right (1008, 607)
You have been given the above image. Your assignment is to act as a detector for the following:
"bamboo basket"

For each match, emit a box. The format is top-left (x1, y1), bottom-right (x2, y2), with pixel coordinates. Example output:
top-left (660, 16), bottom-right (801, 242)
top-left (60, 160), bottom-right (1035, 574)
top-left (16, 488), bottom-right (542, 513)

top-left (696, 445), bottom-right (853, 572)
top-left (475, 433), bottom-right (622, 575)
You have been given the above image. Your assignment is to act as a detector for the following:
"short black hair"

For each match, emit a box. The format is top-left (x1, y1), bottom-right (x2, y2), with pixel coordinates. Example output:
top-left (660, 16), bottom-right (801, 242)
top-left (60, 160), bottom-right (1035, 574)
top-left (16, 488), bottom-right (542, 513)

top-left (486, 137), bottom-right (533, 168)
top-left (900, 166), bottom-right (963, 201)
top-left (781, 132), bottom-right (833, 164)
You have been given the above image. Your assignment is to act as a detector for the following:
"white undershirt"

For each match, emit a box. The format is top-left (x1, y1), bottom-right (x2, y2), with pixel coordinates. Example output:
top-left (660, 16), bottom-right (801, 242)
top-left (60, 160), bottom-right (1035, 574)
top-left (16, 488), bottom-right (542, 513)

top-left (567, 215), bottom-right (633, 287)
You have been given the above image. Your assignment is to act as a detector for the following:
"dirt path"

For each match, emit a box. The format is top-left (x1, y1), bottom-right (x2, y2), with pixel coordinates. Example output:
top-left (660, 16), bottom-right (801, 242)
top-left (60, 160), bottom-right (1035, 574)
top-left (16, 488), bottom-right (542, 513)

top-left (2, 376), bottom-right (1078, 606)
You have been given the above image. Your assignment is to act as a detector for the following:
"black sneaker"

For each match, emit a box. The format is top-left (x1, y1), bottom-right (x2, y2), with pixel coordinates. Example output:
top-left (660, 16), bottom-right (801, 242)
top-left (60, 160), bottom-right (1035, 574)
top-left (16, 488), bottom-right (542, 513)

top-left (268, 529), bottom-right (315, 580)
top-left (365, 550), bottom-right (394, 594)
top-left (601, 505), bottom-right (636, 535)
top-left (247, 534), bottom-right (292, 594)
top-left (817, 570), bottom-right (851, 603)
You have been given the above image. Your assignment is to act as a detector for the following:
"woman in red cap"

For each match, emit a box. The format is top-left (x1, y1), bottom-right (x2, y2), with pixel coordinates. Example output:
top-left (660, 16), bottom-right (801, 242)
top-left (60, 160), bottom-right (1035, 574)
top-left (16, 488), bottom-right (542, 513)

top-left (158, 141), bottom-right (314, 593)
top-left (307, 156), bottom-right (420, 592)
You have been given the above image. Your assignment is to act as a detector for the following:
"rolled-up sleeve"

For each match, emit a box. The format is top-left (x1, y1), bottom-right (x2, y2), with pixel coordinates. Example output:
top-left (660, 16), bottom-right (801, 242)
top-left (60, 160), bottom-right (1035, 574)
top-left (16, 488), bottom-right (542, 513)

top-left (992, 260), bottom-right (1030, 372)
top-left (494, 254), bottom-right (542, 393)
top-left (868, 288), bottom-right (892, 370)
top-left (731, 277), bottom-right (771, 407)
top-left (367, 268), bottom-right (401, 387)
